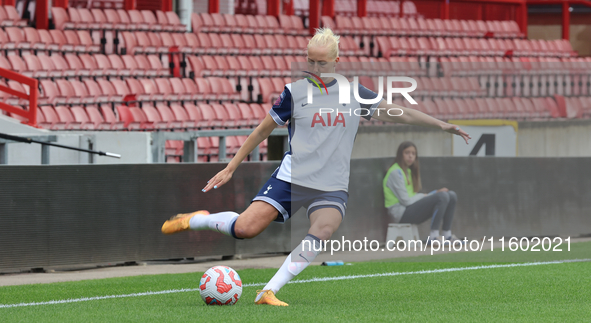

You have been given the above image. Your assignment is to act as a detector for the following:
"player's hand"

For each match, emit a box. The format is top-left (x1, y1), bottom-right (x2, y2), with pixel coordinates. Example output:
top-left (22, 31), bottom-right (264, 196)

top-left (443, 124), bottom-right (471, 144)
top-left (203, 167), bottom-right (233, 192)
top-left (437, 187), bottom-right (449, 193)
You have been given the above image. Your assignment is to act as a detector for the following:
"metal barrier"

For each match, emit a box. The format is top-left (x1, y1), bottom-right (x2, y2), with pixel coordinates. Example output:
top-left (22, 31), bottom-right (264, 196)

top-left (0, 135), bottom-right (56, 164)
top-left (151, 128), bottom-right (289, 163)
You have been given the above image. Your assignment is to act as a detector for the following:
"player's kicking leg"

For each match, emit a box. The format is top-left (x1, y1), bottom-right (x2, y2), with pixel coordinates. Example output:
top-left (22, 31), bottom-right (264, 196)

top-left (255, 207), bottom-right (342, 306)
top-left (161, 201), bottom-right (278, 239)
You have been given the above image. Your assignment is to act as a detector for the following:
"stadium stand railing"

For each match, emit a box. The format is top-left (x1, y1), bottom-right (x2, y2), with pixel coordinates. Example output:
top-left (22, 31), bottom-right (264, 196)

top-left (0, 66), bottom-right (39, 127)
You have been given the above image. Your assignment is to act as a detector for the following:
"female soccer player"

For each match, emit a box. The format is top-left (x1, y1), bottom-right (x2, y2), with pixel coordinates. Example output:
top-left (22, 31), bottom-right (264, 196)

top-left (161, 28), bottom-right (471, 306)
top-left (384, 141), bottom-right (462, 244)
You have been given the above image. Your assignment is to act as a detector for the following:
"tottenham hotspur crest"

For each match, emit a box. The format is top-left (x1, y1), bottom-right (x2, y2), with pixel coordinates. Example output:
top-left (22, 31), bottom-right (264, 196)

top-left (264, 185), bottom-right (272, 195)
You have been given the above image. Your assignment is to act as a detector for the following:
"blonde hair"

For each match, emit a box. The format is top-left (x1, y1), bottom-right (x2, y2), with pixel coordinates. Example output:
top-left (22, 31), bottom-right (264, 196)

top-left (307, 27), bottom-right (340, 60)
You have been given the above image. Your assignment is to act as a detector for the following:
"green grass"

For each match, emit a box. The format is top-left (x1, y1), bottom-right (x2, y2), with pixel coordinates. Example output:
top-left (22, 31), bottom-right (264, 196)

top-left (381, 238), bottom-right (591, 263)
top-left (1, 242), bottom-right (590, 322)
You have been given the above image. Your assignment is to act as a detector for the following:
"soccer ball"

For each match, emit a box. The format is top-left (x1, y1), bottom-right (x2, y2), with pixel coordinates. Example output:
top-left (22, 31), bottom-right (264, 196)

top-left (199, 266), bottom-right (243, 305)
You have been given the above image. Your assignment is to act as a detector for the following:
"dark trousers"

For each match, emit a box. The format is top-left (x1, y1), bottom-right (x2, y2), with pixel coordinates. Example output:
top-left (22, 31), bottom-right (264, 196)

top-left (399, 191), bottom-right (457, 231)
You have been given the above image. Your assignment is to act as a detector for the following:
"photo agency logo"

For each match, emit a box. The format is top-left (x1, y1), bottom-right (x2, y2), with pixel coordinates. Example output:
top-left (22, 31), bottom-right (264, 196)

top-left (305, 73), bottom-right (418, 117)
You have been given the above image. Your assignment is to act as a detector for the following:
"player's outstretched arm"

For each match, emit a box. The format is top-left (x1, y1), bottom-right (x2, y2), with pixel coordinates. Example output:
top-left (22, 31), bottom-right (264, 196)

top-left (203, 114), bottom-right (278, 192)
top-left (372, 101), bottom-right (471, 144)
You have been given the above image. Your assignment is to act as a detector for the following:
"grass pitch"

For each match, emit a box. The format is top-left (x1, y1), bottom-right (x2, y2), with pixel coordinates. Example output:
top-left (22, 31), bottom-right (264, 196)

top-left (1, 241), bottom-right (590, 322)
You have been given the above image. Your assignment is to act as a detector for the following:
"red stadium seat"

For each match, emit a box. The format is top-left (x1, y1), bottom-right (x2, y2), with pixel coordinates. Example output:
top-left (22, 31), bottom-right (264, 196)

top-left (23, 27), bottom-right (46, 53)
top-left (195, 78), bottom-right (216, 101)
top-left (182, 78), bottom-right (204, 101)
top-left (234, 14), bottom-right (252, 34)
top-left (40, 79), bottom-right (66, 105)
top-left (131, 105), bottom-right (159, 129)
top-left (51, 7), bottom-right (74, 30)
top-left (154, 78), bottom-right (179, 101)
top-left (55, 79), bottom-right (82, 104)
top-left (184, 103), bottom-right (209, 128)
top-left (115, 105), bottom-right (140, 129)
top-left (198, 103), bottom-right (223, 128)
top-left (5, 27), bottom-right (30, 53)
top-left (0, 6), bottom-right (14, 27)
top-left (249, 103), bottom-right (267, 121)
top-left (85, 106), bottom-right (122, 130)
top-left (152, 103), bottom-right (181, 128)
top-left (132, 55), bottom-right (157, 77)
top-left (223, 103), bottom-right (248, 127)
top-left (102, 9), bottom-right (129, 31)
top-left (39, 106), bottom-right (68, 130)
top-left (55, 106), bottom-right (85, 129)
top-left (191, 13), bottom-right (204, 33)
top-left (210, 103), bottom-right (235, 128)
top-left (237, 103), bottom-right (259, 126)
top-left (22, 55), bottom-right (48, 78)
top-left (169, 104), bottom-right (196, 128)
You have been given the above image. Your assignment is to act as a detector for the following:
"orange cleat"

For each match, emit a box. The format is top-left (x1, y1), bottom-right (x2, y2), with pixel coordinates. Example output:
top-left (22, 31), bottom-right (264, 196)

top-left (254, 290), bottom-right (289, 306)
top-left (161, 210), bottom-right (210, 235)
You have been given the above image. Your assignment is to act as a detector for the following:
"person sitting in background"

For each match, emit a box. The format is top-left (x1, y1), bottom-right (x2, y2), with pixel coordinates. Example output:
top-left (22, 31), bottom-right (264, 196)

top-left (383, 141), bottom-right (463, 244)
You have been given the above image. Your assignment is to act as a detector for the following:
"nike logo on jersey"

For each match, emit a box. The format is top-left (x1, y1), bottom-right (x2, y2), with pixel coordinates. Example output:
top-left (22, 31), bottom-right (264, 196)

top-left (311, 112), bottom-right (346, 127)
top-left (264, 185), bottom-right (272, 195)
top-left (302, 102), bottom-right (309, 107)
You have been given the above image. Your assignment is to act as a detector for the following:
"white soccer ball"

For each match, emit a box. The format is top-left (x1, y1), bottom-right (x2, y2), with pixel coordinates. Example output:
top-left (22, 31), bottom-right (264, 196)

top-left (199, 266), bottom-right (243, 305)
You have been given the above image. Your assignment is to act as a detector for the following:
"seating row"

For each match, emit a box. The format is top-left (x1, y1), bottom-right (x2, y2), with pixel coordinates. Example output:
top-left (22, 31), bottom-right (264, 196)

top-left (0, 27), bottom-right (98, 55)
top-left (324, 15), bottom-right (523, 39)
top-left (377, 37), bottom-right (574, 58)
top-left (33, 77), bottom-right (238, 105)
top-left (440, 56), bottom-right (591, 76)
top-left (0, 53), bottom-right (168, 79)
top-left (0, 5), bottom-right (27, 27)
top-left (300, 0), bottom-right (418, 18)
top-left (191, 13), bottom-right (306, 36)
top-left (378, 96), bottom-right (590, 121)
top-left (24, 102), bottom-right (269, 131)
top-left (52, 7), bottom-right (186, 32)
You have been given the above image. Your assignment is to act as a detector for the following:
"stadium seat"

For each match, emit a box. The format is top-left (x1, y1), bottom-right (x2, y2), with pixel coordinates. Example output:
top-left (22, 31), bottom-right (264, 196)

top-left (5, 27), bottom-right (31, 54)
top-left (146, 55), bottom-right (169, 76)
top-left (564, 97), bottom-right (584, 119)
top-left (150, 103), bottom-right (181, 128)
top-left (249, 103), bottom-right (267, 122)
top-left (20, 55), bottom-right (49, 79)
top-left (39, 106), bottom-right (69, 130)
top-left (114, 105), bottom-right (139, 130)
top-left (209, 77), bottom-right (240, 101)
top-left (0, 6), bottom-right (15, 27)
top-left (21, 28), bottom-right (46, 53)
top-left (39, 79), bottom-right (66, 105)
top-left (197, 103), bottom-right (223, 128)
top-left (169, 104), bottom-right (196, 128)
top-left (154, 78), bottom-right (179, 102)
top-left (55, 106), bottom-right (87, 129)
top-left (236, 103), bottom-right (260, 127)
top-left (234, 14), bottom-right (252, 34)
top-left (137, 106), bottom-right (163, 129)
top-left (223, 103), bottom-right (248, 127)
top-left (55, 79), bottom-right (82, 104)
top-left (209, 103), bottom-right (234, 128)
top-left (82, 106), bottom-right (114, 130)
top-left (181, 78), bottom-right (204, 101)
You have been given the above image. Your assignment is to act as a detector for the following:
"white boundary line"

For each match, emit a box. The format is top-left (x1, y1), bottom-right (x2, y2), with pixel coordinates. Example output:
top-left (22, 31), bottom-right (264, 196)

top-left (1, 259), bottom-right (588, 309)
